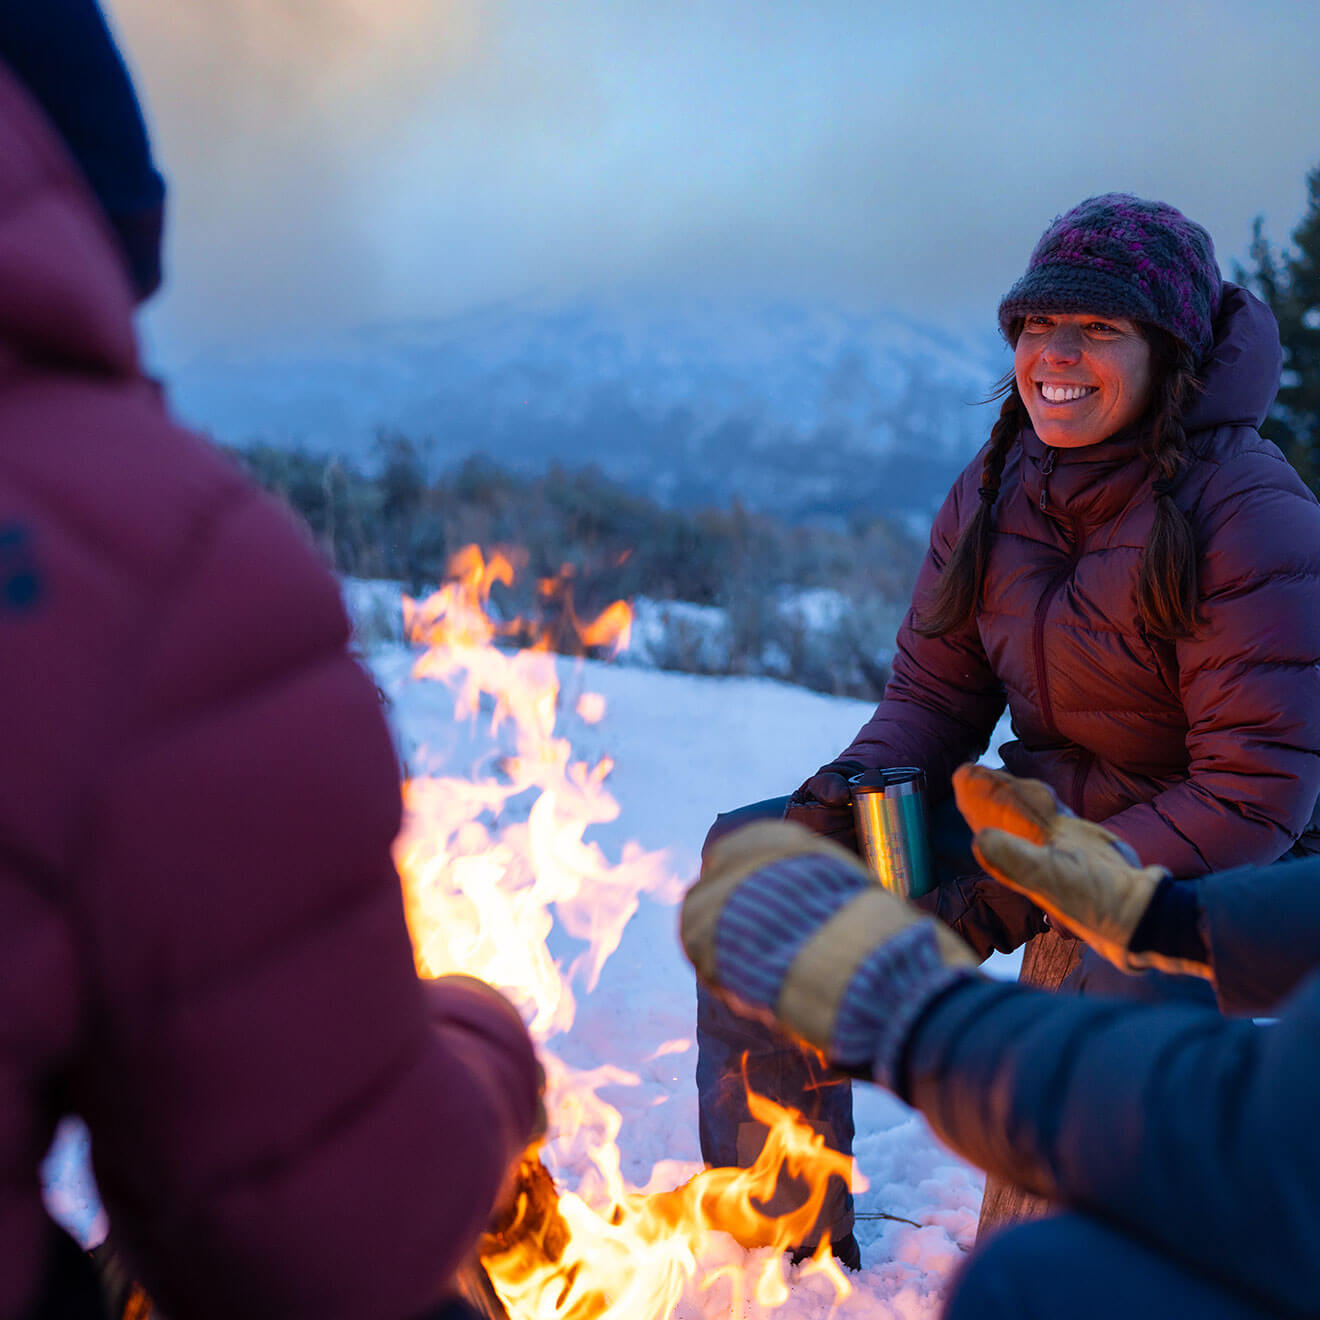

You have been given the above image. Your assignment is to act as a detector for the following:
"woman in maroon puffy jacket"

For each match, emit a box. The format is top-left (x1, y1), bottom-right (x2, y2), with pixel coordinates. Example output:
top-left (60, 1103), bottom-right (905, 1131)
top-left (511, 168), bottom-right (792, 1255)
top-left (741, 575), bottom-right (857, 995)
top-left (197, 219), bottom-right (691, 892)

top-left (0, 6), bottom-right (541, 1318)
top-left (826, 196), bottom-right (1320, 951)
top-left (697, 193), bottom-right (1320, 1263)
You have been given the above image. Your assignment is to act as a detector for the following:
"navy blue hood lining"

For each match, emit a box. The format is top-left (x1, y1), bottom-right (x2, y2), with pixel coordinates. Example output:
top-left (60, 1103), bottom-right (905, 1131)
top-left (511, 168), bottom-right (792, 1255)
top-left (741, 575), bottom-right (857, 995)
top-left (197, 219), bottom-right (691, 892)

top-left (0, 0), bottom-right (165, 300)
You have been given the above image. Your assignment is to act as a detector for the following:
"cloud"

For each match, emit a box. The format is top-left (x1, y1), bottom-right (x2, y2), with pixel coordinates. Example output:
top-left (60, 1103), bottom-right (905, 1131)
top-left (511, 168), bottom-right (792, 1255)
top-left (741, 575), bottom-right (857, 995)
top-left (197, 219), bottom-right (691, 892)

top-left (101, 0), bottom-right (1320, 358)
top-left (109, 0), bottom-right (490, 342)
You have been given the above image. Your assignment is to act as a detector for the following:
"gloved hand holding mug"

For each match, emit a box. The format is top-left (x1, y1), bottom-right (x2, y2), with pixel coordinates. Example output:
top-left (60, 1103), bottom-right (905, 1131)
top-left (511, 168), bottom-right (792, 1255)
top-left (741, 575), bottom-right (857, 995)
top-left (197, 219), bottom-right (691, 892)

top-left (783, 758), bottom-right (867, 853)
top-left (680, 820), bottom-right (977, 1090)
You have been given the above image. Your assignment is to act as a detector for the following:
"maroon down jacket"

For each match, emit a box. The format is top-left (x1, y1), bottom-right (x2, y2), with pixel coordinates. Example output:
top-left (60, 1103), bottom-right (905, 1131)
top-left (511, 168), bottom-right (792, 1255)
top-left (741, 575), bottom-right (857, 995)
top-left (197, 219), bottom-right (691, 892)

top-left (0, 69), bottom-right (539, 1319)
top-left (841, 283), bottom-right (1320, 879)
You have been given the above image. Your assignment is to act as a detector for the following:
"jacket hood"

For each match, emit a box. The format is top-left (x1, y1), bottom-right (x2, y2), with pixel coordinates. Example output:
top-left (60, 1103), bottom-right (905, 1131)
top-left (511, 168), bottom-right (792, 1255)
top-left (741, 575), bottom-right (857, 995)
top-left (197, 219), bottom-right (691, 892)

top-left (1182, 282), bottom-right (1282, 433)
top-left (0, 65), bottom-right (138, 377)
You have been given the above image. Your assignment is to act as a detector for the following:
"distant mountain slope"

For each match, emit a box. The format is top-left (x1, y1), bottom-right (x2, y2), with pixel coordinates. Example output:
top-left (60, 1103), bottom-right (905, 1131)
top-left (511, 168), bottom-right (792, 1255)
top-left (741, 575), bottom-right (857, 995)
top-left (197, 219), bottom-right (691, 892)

top-left (164, 298), bottom-right (1007, 523)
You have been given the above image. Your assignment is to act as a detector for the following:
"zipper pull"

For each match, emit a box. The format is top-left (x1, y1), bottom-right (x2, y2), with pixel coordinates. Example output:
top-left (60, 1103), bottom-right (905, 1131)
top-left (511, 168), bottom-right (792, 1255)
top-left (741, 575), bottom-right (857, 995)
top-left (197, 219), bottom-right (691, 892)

top-left (1039, 447), bottom-right (1058, 512)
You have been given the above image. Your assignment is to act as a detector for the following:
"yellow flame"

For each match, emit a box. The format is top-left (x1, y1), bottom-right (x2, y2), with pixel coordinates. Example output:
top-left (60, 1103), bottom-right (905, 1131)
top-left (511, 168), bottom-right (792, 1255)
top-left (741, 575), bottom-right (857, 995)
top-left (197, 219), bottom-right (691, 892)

top-left (393, 546), bottom-right (858, 1319)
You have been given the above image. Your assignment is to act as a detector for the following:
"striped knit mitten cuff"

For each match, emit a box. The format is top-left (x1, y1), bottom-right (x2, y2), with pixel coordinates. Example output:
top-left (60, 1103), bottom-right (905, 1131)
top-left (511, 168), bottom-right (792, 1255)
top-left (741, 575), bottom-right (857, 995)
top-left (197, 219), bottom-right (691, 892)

top-left (837, 921), bottom-right (974, 1089)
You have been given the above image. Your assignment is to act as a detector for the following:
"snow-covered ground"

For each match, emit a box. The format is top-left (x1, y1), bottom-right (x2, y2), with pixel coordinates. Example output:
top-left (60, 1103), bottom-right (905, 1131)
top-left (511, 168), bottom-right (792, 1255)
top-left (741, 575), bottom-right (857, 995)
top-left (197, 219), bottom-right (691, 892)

top-left (45, 639), bottom-right (1018, 1318)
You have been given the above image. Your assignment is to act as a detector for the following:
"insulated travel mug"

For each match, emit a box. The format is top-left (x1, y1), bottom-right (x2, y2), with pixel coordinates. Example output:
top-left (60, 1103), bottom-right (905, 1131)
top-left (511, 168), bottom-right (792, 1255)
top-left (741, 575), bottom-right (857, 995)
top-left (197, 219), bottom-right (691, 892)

top-left (849, 767), bottom-right (934, 899)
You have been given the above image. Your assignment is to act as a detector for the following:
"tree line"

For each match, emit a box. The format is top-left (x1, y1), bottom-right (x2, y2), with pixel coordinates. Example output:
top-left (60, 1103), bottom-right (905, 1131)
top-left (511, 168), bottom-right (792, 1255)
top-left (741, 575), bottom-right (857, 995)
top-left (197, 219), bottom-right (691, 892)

top-left (229, 440), bottom-right (925, 698)
top-left (1237, 161), bottom-right (1320, 490)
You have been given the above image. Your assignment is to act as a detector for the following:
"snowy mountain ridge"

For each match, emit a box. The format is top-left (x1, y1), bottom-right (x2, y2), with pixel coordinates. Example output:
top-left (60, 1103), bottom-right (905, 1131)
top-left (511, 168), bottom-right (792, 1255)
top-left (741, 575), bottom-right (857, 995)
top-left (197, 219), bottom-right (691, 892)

top-left (163, 297), bottom-right (1007, 523)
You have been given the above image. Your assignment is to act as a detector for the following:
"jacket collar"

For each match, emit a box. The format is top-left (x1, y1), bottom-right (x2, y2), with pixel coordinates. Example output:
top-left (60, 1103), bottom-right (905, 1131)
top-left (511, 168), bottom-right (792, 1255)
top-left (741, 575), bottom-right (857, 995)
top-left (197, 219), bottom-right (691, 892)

top-left (1016, 424), bottom-right (1153, 527)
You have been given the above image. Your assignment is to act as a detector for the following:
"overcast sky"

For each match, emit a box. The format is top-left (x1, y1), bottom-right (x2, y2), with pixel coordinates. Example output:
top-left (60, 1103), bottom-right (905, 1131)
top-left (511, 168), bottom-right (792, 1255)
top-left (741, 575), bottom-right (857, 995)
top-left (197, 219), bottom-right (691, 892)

top-left (104, 0), bottom-right (1320, 363)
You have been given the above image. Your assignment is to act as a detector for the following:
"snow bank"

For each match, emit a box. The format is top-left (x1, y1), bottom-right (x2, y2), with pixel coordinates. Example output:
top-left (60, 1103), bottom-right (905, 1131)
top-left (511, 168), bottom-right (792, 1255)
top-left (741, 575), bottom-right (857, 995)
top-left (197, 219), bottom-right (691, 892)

top-left (341, 577), bottom-right (902, 698)
top-left (341, 575), bottom-right (410, 646)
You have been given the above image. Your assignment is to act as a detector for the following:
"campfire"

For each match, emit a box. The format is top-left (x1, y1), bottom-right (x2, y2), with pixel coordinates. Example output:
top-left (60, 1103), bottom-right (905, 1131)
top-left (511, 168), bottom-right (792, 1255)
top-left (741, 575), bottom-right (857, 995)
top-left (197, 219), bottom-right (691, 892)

top-left (394, 547), bottom-right (862, 1319)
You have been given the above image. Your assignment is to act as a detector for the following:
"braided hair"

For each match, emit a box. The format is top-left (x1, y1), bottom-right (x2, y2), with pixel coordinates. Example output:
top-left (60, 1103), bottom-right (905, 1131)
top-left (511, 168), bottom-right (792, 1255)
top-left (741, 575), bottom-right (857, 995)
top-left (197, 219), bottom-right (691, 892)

top-left (915, 378), bottom-right (1025, 638)
top-left (1135, 328), bottom-right (1203, 640)
top-left (917, 323), bottom-right (1204, 641)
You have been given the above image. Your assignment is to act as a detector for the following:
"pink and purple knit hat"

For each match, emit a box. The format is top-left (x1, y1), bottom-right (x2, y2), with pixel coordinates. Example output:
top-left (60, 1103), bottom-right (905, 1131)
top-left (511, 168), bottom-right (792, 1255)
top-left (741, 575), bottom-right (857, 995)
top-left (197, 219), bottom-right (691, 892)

top-left (998, 193), bottom-right (1223, 364)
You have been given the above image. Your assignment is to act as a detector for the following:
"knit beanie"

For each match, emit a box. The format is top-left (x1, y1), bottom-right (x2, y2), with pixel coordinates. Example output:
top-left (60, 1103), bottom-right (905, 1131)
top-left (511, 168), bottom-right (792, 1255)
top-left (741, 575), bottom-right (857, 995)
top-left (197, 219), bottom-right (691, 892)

top-left (0, 0), bottom-right (166, 301)
top-left (998, 194), bottom-right (1222, 364)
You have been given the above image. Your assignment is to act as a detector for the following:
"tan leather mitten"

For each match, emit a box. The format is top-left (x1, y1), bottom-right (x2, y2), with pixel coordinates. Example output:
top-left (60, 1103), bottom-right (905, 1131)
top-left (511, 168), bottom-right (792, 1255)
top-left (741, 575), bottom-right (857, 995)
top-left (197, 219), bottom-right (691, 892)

top-left (953, 764), bottom-right (1207, 978)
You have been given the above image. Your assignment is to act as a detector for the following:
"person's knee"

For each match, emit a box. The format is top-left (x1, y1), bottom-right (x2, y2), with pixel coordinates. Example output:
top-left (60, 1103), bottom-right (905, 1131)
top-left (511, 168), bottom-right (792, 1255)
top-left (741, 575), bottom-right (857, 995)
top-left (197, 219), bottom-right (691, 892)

top-left (944, 1213), bottom-right (1260, 1320)
top-left (702, 813), bottom-right (732, 856)
top-left (944, 1217), bottom-right (1075, 1320)
top-left (702, 797), bottom-right (790, 857)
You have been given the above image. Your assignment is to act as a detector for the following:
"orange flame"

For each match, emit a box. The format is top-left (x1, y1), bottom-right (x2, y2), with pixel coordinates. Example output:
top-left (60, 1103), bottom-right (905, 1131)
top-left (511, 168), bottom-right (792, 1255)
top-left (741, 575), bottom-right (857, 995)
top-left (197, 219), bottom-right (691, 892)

top-left (482, 1089), bottom-right (857, 1320)
top-left (393, 545), bottom-right (859, 1319)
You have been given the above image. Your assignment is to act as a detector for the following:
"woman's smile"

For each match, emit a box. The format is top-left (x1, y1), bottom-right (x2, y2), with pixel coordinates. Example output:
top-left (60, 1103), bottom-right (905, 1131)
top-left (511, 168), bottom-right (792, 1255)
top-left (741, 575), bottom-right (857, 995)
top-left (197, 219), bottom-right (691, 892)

top-left (1037, 381), bottom-right (1097, 404)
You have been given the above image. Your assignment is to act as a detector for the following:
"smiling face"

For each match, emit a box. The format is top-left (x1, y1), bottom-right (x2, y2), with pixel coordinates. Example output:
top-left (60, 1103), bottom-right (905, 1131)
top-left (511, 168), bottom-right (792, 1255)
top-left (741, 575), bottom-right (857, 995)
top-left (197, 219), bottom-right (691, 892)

top-left (1014, 312), bottom-right (1155, 449)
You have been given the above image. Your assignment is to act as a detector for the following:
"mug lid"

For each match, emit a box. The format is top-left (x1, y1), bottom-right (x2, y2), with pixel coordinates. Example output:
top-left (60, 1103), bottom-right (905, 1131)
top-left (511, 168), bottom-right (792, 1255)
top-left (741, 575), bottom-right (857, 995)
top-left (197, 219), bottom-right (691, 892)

top-left (849, 765), bottom-right (924, 790)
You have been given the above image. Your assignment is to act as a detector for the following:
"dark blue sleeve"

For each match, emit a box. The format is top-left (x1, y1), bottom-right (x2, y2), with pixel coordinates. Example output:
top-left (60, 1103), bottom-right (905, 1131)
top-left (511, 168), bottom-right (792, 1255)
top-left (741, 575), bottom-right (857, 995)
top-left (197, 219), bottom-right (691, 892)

top-left (899, 974), bottom-right (1320, 1315)
top-left (1128, 875), bottom-right (1207, 965)
top-left (1199, 855), bottom-right (1320, 1016)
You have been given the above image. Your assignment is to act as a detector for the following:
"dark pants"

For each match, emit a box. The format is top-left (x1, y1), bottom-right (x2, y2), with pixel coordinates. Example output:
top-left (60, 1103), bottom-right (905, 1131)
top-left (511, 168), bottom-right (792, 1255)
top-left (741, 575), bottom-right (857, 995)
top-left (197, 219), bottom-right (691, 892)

top-left (695, 795), bottom-right (856, 1248)
top-left (945, 1214), bottom-right (1277, 1319)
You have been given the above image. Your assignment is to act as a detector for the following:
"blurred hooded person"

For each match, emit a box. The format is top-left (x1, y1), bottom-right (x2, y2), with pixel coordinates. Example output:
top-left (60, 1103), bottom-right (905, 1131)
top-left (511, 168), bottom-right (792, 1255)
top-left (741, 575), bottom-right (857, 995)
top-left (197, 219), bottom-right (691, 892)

top-left (0, 4), bottom-right (541, 1318)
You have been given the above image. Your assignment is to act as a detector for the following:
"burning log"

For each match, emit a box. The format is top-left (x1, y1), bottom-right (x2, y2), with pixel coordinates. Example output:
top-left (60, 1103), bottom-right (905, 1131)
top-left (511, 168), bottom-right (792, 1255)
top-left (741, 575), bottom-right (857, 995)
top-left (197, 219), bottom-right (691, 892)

top-left (482, 1154), bottom-right (572, 1265)
top-left (471, 1096), bottom-right (861, 1320)
top-left (478, 1154), bottom-right (618, 1320)
top-left (397, 547), bottom-right (861, 1320)
top-left (90, 1240), bottom-right (160, 1319)
top-left (453, 1259), bottom-right (513, 1320)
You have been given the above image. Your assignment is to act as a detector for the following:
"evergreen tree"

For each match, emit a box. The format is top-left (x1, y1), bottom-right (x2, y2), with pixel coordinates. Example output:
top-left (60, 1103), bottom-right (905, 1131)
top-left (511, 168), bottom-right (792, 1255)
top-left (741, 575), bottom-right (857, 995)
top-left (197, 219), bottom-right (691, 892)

top-left (1236, 164), bottom-right (1320, 491)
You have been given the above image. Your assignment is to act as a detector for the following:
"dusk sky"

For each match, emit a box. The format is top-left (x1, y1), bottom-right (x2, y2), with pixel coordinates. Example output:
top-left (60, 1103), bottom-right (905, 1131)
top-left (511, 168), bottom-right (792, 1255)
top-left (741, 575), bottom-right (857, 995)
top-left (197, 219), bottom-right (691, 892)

top-left (104, 0), bottom-right (1320, 363)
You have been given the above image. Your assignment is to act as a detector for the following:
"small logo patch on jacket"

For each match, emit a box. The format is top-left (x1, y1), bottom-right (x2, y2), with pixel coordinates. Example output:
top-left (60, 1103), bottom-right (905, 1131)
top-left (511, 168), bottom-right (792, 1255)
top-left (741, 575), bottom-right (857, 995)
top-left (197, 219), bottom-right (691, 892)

top-left (0, 523), bottom-right (42, 612)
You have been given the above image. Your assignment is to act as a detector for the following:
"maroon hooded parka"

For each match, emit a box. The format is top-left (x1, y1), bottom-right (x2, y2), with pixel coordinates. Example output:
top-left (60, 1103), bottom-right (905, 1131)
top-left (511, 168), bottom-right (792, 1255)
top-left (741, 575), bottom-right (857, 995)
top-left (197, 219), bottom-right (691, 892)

top-left (841, 284), bottom-right (1320, 880)
top-left (0, 68), bottom-right (540, 1319)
